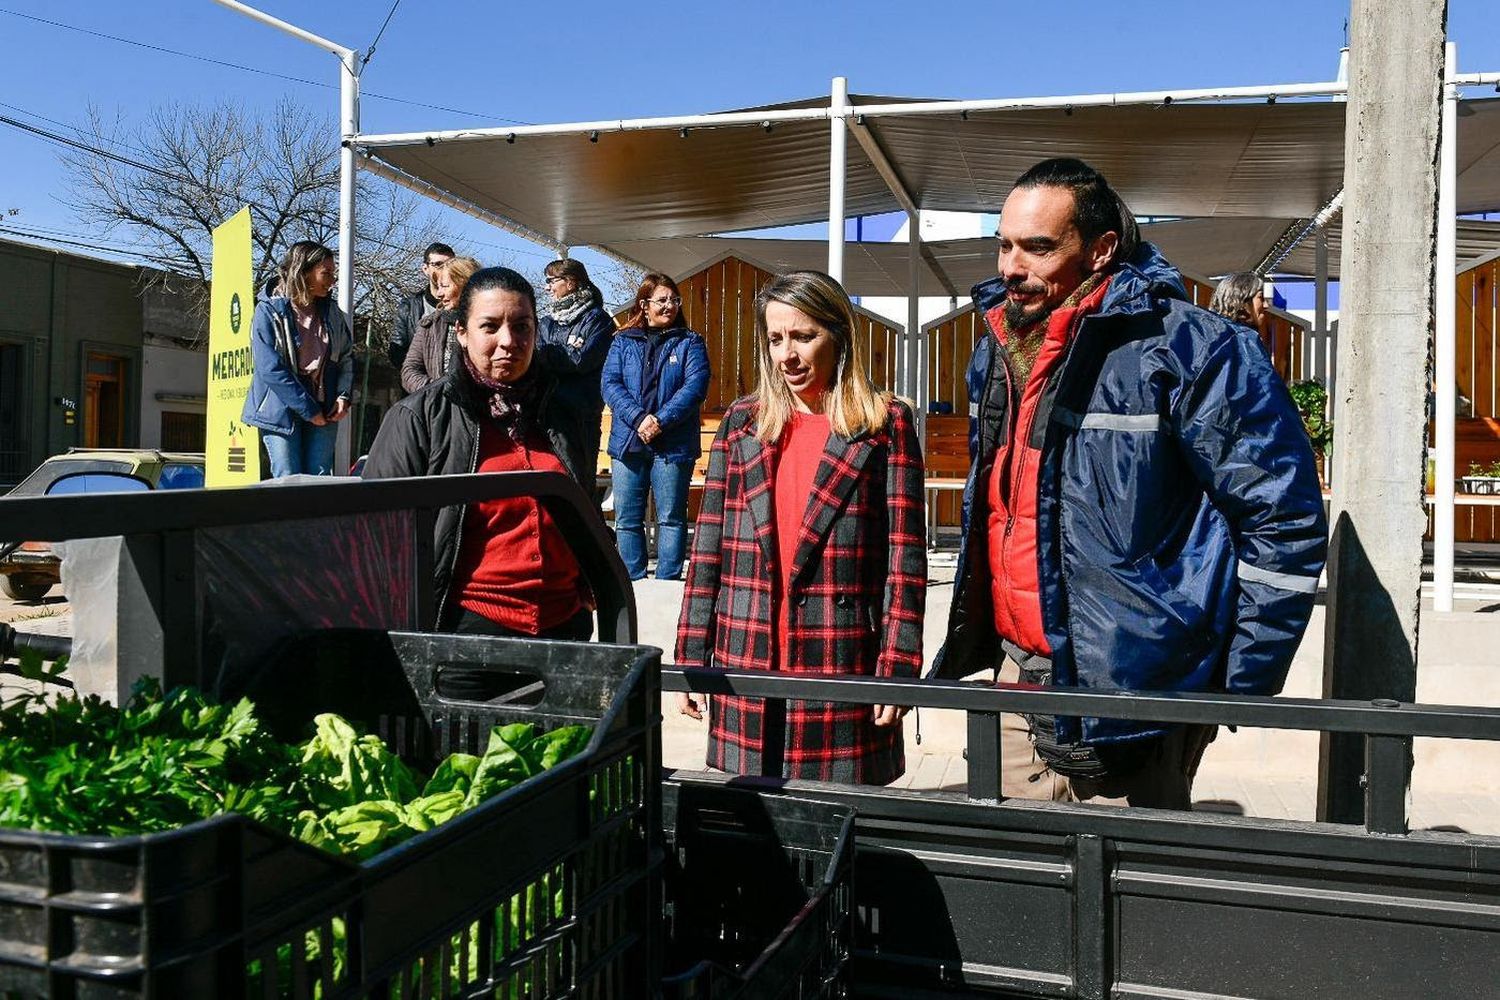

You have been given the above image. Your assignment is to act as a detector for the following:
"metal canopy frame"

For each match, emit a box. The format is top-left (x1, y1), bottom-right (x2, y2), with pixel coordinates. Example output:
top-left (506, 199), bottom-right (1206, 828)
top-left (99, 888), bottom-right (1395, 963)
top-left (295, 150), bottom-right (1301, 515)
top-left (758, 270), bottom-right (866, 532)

top-left (349, 63), bottom-right (1500, 612)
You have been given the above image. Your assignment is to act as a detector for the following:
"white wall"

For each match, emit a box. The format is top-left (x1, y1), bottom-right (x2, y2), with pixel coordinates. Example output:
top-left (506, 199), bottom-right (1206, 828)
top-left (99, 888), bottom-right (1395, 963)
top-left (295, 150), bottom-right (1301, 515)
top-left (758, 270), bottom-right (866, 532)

top-left (860, 210), bottom-right (994, 329)
top-left (139, 341), bottom-right (206, 449)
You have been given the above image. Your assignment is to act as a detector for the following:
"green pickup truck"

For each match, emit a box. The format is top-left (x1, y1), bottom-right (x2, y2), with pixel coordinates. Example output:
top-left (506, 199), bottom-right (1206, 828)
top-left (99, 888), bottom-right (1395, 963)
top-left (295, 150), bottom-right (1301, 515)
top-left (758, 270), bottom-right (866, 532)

top-left (0, 448), bottom-right (204, 600)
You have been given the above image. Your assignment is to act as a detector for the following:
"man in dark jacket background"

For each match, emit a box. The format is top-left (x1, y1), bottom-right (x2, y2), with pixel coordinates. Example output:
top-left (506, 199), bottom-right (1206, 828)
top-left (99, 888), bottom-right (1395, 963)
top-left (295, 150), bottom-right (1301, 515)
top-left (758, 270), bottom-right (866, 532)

top-left (388, 242), bottom-right (454, 371)
top-left (931, 158), bottom-right (1327, 808)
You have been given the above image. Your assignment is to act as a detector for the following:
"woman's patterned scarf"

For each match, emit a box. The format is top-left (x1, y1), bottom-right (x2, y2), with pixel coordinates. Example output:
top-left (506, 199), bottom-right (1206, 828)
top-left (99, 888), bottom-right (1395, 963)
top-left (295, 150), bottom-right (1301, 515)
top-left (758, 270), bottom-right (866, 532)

top-left (549, 285), bottom-right (597, 326)
top-left (460, 351), bottom-right (542, 442)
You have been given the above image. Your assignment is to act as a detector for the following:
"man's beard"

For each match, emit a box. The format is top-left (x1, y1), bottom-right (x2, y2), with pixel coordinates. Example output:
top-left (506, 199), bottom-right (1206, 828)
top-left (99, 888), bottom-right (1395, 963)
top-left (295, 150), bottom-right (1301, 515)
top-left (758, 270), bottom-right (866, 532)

top-left (1004, 282), bottom-right (1051, 331)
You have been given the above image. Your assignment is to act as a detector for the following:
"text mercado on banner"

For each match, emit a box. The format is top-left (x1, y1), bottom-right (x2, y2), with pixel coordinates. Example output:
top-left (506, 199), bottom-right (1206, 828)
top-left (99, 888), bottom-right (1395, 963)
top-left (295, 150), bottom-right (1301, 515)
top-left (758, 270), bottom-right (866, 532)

top-left (206, 207), bottom-right (260, 485)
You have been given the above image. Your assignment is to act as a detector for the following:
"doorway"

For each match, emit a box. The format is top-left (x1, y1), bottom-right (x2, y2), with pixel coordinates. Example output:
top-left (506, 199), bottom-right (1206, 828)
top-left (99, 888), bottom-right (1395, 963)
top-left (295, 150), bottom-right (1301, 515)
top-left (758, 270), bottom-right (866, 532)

top-left (84, 352), bottom-right (127, 448)
top-left (0, 342), bottom-right (27, 485)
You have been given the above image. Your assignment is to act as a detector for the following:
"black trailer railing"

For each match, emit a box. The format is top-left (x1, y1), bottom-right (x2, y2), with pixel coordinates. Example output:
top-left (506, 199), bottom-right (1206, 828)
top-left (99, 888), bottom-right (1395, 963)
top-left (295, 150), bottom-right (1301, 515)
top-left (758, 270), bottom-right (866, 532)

top-left (0, 474), bottom-right (635, 700)
top-left (661, 669), bottom-right (1500, 998)
top-left (663, 668), bottom-right (1500, 837)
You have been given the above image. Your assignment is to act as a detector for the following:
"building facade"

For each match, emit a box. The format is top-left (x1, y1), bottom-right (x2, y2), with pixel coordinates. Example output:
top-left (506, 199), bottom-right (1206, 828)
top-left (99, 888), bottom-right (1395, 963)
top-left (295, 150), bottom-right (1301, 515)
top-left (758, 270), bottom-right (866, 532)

top-left (0, 239), bottom-right (207, 488)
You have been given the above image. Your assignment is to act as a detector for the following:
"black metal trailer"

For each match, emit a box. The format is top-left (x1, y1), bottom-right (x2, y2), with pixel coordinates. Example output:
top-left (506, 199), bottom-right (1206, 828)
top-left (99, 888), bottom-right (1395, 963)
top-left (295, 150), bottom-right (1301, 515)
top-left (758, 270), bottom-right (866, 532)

top-left (2, 476), bottom-right (1497, 999)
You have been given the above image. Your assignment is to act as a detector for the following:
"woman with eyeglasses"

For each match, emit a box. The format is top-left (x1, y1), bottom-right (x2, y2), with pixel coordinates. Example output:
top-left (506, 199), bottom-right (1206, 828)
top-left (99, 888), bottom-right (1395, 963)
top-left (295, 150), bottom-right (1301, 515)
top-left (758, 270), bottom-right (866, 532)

top-left (538, 258), bottom-right (617, 489)
top-left (674, 270), bottom-right (925, 784)
top-left (401, 255), bottom-right (481, 395)
top-left (243, 240), bottom-right (354, 477)
top-left (601, 273), bottom-right (711, 580)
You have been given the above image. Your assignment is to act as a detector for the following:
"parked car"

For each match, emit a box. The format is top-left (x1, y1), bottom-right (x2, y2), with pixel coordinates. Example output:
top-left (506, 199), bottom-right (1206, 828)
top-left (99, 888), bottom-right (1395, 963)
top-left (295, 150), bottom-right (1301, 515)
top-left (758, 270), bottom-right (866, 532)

top-left (0, 449), bottom-right (205, 601)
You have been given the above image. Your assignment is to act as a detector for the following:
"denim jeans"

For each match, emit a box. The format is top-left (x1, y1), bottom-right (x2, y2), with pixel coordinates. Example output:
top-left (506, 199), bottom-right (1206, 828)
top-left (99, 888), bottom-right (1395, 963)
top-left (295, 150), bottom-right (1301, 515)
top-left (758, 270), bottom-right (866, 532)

top-left (262, 420), bottom-right (338, 478)
top-left (612, 452), bottom-right (693, 580)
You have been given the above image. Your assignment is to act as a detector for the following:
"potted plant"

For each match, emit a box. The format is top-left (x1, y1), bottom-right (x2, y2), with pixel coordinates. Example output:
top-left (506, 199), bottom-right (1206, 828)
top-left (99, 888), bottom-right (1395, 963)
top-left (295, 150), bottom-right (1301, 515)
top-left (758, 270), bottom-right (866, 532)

top-left (1461, 459), bottom-right (1500, 496)
top-left (1288, 379), bottom-right (1332, 486)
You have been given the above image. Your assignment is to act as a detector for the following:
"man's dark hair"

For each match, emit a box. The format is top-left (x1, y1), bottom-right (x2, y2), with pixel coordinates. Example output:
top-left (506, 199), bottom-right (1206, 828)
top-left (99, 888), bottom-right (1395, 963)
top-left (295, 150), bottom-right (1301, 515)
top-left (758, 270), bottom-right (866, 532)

top-left (423, 241), bottom-right (456, 262)
top-left (1013, 158), bottom-right (1140, 267)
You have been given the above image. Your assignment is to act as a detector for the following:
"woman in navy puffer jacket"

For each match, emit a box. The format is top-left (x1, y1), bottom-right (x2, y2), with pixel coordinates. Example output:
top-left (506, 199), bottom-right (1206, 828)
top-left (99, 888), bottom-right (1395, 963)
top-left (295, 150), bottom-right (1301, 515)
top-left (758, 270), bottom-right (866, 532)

top-left (601, 273), bottom-right (711, 580)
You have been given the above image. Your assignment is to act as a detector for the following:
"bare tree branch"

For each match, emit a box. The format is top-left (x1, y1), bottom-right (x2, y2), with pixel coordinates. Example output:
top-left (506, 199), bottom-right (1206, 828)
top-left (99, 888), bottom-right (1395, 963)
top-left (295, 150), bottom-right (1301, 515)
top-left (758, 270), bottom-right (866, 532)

top-left (62, 99), bottom-right (440, 356)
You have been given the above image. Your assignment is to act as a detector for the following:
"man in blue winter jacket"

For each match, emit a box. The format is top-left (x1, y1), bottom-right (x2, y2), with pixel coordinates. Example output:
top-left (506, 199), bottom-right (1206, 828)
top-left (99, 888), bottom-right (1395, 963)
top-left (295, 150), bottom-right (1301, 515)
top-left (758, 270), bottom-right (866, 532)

top-left (930, 158), bottom-right (1327, 808)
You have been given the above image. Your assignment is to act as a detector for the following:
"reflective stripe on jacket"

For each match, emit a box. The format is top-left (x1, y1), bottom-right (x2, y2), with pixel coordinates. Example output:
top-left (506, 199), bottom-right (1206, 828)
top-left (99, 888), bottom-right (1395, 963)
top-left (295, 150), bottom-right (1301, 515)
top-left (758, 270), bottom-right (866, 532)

top-left (932, 242), bottom-right (1328, 746)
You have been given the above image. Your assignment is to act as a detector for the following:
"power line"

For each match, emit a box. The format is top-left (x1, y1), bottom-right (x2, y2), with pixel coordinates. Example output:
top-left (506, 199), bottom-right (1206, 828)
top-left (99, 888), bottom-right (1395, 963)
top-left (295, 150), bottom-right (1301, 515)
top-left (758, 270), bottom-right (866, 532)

top-left (0, 7), bottom-right (532, 125)
top-left (0, 114), bottom-right (172, 178)
top-left (365, 0), bottom-right (402, 65)
top-left (0, 100), bottom-right (161, 163)
top-left (2, 103), bottom-right (554, 266)
top-left (0, 225), bottom-right (195, 269)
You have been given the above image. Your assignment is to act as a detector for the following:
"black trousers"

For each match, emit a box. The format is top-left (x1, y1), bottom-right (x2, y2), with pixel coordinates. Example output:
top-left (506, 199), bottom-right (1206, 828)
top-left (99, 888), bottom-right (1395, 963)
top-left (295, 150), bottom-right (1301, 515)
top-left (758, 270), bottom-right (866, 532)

top-left (436, 605), bottom-right (593, 701)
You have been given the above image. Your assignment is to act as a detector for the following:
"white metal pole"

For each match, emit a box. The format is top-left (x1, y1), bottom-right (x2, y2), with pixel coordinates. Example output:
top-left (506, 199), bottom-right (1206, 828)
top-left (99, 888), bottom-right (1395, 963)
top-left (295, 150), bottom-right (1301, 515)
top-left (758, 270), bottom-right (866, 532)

top-left (211, 0), bottom-right (352, 58)
top-left (1315, 225), bottom-right (1332, 489)
top-left (828, 77), bottom-right (848, 282)
top-left (211, 0), bottom-right (362, 466)
top-left (1434, 42), bottom-right (1458, 612)
top-left (1315, 227), bottom-right (1329, 380)
top-left (338, 53), bottom-right (359, 330)
top-left (907, 210), bottom-right (923, 446)
top-left (335, 49), bottom-right (361, 472)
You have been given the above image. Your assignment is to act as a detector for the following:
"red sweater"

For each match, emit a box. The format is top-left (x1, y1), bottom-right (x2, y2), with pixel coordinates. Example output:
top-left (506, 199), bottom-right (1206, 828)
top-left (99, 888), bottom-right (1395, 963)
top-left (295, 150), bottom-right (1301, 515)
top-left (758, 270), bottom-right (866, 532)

top-left (986, 278), bottom-right (1112, 656)
top-left (453, 423), bottom-right (586, 633)
top-left (772, 411), bottom-right (831, 670)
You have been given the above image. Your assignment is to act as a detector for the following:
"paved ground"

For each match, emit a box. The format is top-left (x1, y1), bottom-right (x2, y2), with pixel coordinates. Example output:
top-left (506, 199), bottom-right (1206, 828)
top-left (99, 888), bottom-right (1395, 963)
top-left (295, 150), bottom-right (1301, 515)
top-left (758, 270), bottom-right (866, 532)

top-left (5, 564), bottom-right (1497, 835)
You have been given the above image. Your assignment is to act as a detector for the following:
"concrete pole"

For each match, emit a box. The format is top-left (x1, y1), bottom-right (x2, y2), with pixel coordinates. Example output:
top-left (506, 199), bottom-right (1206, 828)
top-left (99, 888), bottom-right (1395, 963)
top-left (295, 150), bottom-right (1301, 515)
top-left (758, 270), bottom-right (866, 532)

top-left (1433, 43), bottom-right (1458, 612)
top-left (828, 77), bottom-right (848, 282)
top-left (1316, 0), bottom-right (1447, 826)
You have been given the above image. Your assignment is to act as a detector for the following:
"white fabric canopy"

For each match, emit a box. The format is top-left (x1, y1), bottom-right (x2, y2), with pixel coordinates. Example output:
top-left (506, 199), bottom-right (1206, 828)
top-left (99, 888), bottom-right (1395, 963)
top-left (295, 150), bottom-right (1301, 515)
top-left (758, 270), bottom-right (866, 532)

top-left (605, 219), bottom-right (1315, 297)
top-left (357, 95), bottom-right (1500, 259)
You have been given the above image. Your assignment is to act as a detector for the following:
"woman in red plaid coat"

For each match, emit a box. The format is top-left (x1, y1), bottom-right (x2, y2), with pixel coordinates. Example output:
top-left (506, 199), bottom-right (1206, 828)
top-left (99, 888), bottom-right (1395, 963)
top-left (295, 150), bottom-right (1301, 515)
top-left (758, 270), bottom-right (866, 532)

top-left (675, 270), bottom-right (926, 785)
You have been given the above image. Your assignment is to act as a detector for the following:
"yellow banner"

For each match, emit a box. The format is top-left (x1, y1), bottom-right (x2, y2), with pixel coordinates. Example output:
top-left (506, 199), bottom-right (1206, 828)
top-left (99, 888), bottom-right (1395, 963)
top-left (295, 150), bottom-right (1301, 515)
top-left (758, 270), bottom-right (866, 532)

top-left (205, 207), bottom-right (260, 486)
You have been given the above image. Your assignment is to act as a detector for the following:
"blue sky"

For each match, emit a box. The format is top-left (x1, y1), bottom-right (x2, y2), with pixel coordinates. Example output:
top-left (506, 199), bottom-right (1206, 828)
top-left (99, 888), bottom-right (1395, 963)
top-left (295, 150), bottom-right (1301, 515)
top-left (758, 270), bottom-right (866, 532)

top-left (2, 0), bottom-right (1498, 303)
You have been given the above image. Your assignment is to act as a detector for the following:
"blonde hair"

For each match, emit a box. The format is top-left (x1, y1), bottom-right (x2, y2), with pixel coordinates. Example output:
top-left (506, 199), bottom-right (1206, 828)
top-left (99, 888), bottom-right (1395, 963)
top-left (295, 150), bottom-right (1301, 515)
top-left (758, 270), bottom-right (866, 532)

top-left (752, 270), bottom-right (891, 443)
top-left (440, 255), bottom-right (482, 301)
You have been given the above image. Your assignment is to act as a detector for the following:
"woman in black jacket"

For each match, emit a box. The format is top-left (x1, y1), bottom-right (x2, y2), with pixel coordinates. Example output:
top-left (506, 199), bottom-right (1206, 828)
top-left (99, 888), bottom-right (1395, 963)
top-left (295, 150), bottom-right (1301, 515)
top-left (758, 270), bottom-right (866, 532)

top-left (363, 266), bottom-right (596, 650)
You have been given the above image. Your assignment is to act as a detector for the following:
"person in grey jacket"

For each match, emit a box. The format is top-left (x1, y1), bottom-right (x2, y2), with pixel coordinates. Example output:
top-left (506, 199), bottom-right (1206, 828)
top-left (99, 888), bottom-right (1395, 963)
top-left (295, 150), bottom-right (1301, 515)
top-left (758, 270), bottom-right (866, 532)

top-left (401, 255), bottom-right (480, 394)
top-left (389, 241), bottom-right (454, 370)
top-left (242, 241), bottom-right (353, 477)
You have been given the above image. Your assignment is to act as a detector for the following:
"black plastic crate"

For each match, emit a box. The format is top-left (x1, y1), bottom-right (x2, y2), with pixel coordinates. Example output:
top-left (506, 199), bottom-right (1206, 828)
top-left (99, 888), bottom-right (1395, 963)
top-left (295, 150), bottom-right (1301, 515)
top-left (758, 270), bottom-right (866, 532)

top-left (0, 629), bottom-right (662, 999)
top-left (660, 783), bottom-right (854, 1000)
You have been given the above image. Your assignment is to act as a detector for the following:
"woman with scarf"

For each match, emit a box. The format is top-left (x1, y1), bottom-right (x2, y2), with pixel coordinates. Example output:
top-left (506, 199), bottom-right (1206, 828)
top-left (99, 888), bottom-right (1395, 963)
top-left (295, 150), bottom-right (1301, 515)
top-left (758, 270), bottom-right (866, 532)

top-left (363, 266), bottom-right (596, 647)
top-left (674, 270), bottom-right (926, 785)
top-left (537, 258), bottom-right (616, 487)
top-left (242, 241), bottom-right (354, 477)
top-left (400, 255), bottom-right (481, 394)
top-left (601, 273), bottom-right (711, 580)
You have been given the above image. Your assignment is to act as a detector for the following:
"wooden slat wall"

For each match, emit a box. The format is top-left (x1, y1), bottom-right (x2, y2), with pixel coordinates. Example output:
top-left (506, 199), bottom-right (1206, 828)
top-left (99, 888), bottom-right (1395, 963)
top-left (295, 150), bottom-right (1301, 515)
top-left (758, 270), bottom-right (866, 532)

top-left (919, 274), bottom-right (1307, 529)
top-left (1262, 313), bottom-right (1298, 382)
top-left (1459, 269), bottom-right (1476, 417)
top-left (608, 254), bottom-right (901, 483)
top-left (1429, 257), bottom-right (1500, 543)
top-left (1473, 261), bottom-right (1497, 418)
